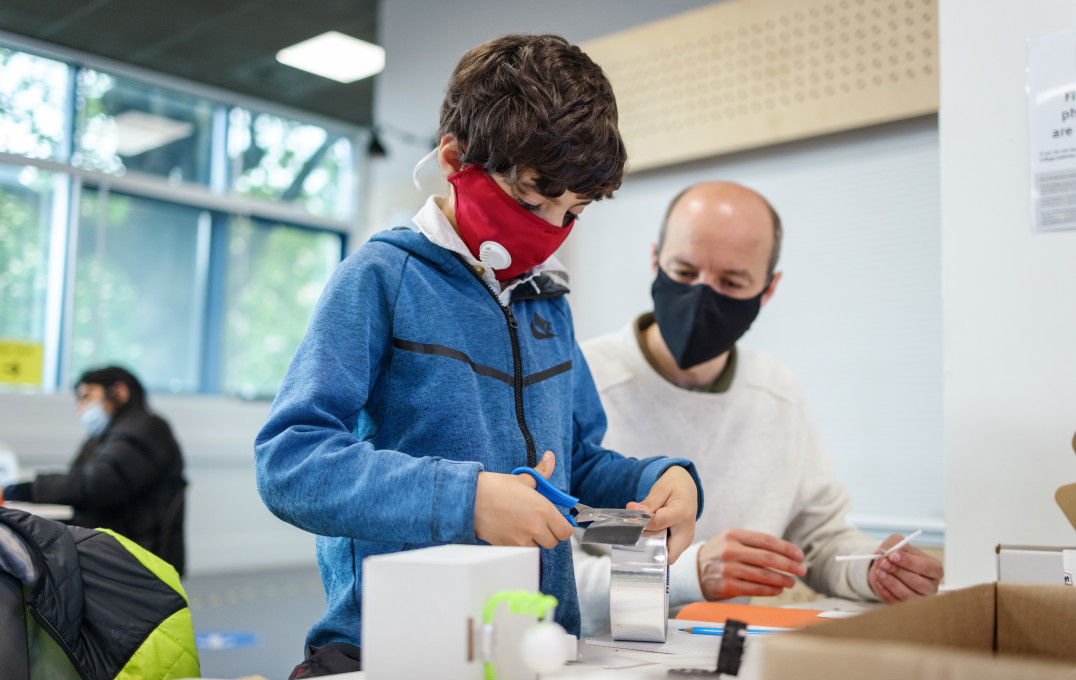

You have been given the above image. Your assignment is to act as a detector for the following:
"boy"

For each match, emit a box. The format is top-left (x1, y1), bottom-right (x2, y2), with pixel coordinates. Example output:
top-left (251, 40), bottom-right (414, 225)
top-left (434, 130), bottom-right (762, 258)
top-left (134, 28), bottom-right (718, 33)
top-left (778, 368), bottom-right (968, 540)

top-left (255, 34), bottom-right (702, 676)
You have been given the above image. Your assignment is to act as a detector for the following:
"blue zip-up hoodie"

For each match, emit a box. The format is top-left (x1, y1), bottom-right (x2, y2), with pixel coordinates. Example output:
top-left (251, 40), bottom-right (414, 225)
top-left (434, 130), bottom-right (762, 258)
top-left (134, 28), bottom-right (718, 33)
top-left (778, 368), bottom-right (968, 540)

top-left (255, 225), bottom-right (702, 647)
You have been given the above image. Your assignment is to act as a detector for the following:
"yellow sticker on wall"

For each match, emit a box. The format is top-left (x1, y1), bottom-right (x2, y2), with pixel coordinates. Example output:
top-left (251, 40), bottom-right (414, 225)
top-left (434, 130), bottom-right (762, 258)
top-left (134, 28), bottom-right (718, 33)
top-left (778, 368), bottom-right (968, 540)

top-left (0, 340), bottom-right (44, 385)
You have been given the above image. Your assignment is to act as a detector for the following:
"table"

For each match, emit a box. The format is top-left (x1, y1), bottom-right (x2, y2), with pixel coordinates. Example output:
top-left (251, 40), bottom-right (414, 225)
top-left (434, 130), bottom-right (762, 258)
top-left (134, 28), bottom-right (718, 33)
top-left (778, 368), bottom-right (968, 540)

top-left (258, 614), bottom-right (825, 679)
top-left (3, 501), bottom-right (74, 521)
top-left (193, 600), bottom-right (876, 680)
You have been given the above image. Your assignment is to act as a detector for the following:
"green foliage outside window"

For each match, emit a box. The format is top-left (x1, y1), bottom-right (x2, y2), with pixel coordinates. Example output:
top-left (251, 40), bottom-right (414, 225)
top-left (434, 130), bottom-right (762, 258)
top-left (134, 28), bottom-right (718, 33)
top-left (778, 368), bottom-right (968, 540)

top-left (0, 48), bottom-right (67, 160)
top-left (223, 217), bottom-right (339, 398)
top-left (0, 169), bottom-right (52, 342)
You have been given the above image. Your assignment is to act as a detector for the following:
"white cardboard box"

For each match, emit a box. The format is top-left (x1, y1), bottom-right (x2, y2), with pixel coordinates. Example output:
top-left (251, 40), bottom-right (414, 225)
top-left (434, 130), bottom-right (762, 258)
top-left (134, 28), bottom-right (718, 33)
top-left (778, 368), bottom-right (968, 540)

top-left (996, 544), bottom-right (1076, 585)
top-left (362, 545), bottom-right (539, 680)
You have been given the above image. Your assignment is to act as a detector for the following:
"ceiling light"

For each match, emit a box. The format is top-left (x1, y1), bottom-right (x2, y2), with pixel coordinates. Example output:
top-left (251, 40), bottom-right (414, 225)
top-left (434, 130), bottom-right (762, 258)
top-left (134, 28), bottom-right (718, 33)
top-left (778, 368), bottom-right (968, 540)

top-left (276, 31), bottom-right (385, 83)
top-left (112, 111), bottom-right (194, 156)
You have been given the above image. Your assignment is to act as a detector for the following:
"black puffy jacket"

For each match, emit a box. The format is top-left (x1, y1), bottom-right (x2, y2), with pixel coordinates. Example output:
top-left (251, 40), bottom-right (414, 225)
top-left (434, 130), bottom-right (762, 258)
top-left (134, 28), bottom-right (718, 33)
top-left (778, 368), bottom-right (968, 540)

top-left (0, 507), bottom-right (199, 680)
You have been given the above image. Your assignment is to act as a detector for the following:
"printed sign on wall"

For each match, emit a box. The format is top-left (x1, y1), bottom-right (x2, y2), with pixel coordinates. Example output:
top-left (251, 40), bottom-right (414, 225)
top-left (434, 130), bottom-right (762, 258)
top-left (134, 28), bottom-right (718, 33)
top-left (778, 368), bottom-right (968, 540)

top-left (0, 339), bottom-right (44, 385)
top-left (1028, 30), bottom-right (1076, 232)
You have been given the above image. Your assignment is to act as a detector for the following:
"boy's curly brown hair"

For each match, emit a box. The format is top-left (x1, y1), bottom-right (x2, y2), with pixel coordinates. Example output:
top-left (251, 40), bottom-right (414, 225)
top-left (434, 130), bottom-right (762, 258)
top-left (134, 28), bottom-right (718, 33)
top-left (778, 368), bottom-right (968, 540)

top-left (438, 34), bottom-right (627, 201)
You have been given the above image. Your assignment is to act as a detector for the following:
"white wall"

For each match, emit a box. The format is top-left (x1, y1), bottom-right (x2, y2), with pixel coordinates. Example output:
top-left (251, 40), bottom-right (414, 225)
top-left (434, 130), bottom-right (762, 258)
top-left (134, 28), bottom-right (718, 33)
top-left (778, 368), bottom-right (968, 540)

top-left (6, 0), bottom-right (1064, 587)
top-left (0, 393), bottom-right (314, 575)
top-left (369, 0), bottom-right (717, 239)
top-left (374, 3), bottom-right (945, 540)
top-left (0, 0), bottom-right (721, 578)
top-left (940, 1), bottom-right (1076, 586)
top-left (565, 118), bottom-right (944, 535)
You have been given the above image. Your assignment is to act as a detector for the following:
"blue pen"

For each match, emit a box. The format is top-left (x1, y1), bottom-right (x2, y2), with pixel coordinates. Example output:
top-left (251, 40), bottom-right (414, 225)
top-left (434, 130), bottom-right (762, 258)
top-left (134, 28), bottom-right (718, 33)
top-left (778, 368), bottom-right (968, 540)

top-left (679, 626), bottom-right (787, 636)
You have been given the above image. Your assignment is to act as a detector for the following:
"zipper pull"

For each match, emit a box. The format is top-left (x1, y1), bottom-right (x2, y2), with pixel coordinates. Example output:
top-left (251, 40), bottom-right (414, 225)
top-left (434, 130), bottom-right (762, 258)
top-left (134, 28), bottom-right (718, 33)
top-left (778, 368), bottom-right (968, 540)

top-left (506, 306), bottom-right (519, 329)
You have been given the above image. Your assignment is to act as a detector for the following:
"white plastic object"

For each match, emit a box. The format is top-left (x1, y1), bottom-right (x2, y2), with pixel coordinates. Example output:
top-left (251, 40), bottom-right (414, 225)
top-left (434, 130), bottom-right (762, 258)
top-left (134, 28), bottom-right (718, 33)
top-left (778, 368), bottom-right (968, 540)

top-left (479, 622), bottom-right (496, 663)
top-left (834, 529), bottom-right (922, 562)
top-left (479, 241), bottom-right (511, 271)
top-left (520, 621), bottom-right (572, 675)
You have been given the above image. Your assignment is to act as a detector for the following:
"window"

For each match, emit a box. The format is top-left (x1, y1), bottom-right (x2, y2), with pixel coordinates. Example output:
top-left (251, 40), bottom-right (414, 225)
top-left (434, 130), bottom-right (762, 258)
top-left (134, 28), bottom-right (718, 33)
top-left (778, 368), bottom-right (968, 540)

top-left (0, 42), bottom-right (357, 396)
top-left (0, 163), bottom-right (60, 344)
top-left (220, 217), bottom-right (343, 398)
top-left (227, 107), bottom-right (355, 219)
top-left (73, 70), bottom-right (215, 184)
top-left (72, 190), bottom-right (208, 393)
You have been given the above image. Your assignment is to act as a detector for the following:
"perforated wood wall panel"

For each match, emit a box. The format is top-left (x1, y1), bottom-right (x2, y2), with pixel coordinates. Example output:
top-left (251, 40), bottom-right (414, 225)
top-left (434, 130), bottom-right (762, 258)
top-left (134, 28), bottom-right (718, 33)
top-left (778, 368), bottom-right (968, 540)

top-left (581, 0), bottom-right (939, 172)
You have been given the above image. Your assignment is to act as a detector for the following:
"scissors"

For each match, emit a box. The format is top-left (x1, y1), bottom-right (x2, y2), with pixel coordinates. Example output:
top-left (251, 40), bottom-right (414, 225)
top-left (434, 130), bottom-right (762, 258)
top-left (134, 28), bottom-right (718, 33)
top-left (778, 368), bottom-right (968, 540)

top-left (511, 466), bottom-right (651, 545)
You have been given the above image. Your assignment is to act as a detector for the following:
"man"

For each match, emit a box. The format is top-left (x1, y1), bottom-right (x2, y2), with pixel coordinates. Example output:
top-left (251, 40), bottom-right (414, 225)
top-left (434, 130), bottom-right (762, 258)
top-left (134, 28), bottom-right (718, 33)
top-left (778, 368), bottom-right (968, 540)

top-left (574, 181), bottom-right (942, 636)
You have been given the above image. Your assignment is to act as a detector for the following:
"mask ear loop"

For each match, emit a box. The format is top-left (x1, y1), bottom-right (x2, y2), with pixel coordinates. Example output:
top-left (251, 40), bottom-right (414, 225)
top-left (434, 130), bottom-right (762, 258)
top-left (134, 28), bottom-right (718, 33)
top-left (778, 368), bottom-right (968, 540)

top-left (412, 148), bottom-right (439, 191)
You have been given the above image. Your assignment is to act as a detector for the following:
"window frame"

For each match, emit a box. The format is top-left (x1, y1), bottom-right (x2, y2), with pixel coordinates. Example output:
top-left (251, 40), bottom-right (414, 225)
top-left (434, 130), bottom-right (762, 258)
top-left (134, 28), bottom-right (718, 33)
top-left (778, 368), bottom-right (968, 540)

top-left (0, 31), bottom-right (359, 396)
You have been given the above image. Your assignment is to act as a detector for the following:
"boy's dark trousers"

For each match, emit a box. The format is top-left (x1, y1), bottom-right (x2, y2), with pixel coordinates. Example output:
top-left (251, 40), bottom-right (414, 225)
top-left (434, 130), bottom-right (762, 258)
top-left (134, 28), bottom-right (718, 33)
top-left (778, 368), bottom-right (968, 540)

top-left (289, 642), bottom-right (362, 678)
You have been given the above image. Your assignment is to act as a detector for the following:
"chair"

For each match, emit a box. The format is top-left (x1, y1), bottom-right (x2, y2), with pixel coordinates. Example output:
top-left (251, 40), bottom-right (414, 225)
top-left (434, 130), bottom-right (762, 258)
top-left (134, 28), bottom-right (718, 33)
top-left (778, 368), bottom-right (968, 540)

top-left (156, 479), bottom-right (187, 576)
top-left (0, 507), bottom-right (199, 680)
top-left (0, 571), bottom-right (29, 680)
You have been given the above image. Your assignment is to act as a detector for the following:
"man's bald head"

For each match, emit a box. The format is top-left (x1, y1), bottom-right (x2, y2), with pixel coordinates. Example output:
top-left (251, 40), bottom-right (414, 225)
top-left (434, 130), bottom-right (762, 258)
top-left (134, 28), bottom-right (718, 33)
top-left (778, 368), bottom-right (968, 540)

top-left (657, 182), bottom-right (783, 280)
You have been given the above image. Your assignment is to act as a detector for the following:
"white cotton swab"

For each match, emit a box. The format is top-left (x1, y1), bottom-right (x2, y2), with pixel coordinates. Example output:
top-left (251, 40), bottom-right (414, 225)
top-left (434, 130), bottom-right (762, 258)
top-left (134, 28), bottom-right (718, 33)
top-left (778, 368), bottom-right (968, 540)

top-left (834, 529), bottom-right (923, 562)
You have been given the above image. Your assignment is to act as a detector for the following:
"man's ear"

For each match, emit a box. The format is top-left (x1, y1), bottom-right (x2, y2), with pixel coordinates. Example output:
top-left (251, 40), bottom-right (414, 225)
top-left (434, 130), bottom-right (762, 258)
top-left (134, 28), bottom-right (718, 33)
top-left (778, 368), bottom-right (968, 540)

top-left (650, 243), bottom-right (659, 279)
top-left (436, 134), bottom-right (464, 177)
top-left (760, 271), bottom-right (782, 308)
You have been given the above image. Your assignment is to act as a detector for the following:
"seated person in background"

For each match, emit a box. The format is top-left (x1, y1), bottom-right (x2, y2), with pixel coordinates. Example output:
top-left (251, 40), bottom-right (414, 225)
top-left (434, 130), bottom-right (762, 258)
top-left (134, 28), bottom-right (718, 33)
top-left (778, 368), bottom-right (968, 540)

top-left (3, 365), bottom-right (187, 575)
top-left (574, 181), bottom-right (943, 637)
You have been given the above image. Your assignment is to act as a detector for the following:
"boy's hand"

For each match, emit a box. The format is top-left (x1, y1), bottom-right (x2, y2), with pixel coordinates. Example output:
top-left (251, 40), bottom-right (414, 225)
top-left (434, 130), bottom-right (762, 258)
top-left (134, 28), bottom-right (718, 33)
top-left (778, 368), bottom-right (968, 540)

top-left (626, 465), bottom-right (698, 564)
top-left (474, 451), bottom-right (575, 549)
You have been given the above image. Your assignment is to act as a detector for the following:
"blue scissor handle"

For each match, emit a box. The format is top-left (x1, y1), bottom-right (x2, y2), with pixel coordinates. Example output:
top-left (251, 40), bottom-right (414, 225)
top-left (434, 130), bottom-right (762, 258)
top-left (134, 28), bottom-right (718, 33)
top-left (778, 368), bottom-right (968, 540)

top-left (511, 466), bottom-right (579, 526)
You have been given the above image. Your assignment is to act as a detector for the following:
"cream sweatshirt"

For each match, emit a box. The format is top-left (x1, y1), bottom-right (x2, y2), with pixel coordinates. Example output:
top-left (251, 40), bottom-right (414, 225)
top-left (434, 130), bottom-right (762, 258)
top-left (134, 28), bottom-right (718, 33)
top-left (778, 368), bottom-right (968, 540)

top-left (573, 316), bottom-right (880, 637)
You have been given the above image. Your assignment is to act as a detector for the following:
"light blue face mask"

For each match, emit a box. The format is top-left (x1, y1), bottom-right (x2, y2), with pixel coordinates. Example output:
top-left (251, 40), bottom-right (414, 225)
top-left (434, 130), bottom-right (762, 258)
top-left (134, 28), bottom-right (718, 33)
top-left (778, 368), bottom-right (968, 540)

top-left (79, 402), bottom-right (111, 438)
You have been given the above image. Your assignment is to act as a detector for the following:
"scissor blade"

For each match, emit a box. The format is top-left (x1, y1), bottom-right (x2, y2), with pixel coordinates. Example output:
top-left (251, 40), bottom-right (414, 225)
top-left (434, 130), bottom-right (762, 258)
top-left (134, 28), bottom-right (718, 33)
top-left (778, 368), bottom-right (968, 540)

top-left (573, 505), bottom-right (652, 545)
top-left (573, 506), bottom-right (651, 525)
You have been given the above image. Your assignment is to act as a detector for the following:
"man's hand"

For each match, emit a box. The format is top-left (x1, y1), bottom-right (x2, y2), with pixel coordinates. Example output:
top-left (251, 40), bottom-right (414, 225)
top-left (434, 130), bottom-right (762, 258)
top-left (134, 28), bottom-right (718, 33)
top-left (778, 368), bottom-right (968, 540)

top-left (868, 534), bottom-right (943, 603)
top-left (474, 451), bottom-right (575, 549)
top-left (695, 529), bottom-right (807, 600)
top-left (627, 465), bottom-right (698, 564)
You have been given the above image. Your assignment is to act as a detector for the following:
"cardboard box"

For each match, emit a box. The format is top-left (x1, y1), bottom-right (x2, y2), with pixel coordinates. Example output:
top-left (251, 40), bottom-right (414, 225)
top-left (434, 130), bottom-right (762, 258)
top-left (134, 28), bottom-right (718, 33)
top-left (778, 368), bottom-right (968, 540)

top-left (995, 454), bottom-right (1076, 586)
top-left (759, 583), bottom-right (1076, 680)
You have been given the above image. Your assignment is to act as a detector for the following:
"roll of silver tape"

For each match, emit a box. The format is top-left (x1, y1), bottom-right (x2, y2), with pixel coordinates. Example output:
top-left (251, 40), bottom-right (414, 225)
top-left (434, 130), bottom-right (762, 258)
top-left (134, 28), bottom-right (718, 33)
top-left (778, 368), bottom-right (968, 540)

top-left (609, 530), bottom-right (668, 642)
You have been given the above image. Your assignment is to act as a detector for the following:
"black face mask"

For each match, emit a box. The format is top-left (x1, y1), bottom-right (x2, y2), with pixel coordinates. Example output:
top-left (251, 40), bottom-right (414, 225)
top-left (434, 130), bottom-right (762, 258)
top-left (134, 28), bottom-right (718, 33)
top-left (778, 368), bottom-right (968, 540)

top-left (651, 267), bottom-right (766, 370)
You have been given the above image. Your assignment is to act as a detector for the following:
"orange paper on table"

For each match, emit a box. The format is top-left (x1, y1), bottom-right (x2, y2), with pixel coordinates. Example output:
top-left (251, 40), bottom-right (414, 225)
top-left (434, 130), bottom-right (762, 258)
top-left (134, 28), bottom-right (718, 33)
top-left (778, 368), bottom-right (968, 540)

top-left (676, 601), bottom-right (826, 629)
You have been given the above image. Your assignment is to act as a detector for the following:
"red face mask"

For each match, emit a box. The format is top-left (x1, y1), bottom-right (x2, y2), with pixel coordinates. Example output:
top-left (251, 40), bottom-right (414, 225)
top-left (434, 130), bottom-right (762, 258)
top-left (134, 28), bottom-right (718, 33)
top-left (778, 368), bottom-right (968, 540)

top-left (447, 165), bottom-right (575, 281)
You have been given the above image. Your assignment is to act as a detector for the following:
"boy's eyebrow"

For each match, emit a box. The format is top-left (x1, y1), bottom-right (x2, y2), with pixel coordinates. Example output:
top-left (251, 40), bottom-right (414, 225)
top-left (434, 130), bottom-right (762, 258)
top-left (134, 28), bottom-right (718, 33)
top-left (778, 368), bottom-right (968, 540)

top-left (518, 178), bottom-right (592, 208)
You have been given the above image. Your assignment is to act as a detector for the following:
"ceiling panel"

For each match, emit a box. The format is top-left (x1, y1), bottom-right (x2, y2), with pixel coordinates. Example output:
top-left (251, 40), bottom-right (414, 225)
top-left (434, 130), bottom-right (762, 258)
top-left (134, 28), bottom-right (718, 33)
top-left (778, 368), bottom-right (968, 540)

top-left (0, 0), bottom-right (378, 126)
